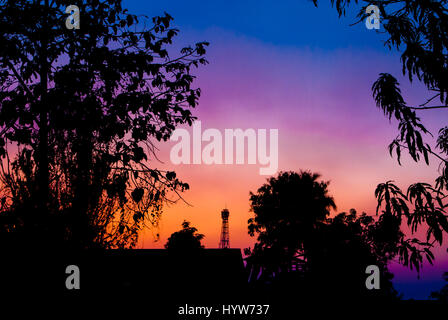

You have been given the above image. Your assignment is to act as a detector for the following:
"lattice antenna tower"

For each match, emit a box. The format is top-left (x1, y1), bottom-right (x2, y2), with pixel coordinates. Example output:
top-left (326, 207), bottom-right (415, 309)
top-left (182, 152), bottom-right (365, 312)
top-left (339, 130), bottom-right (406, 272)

top-left (219, 208), bottom-right (230, 249)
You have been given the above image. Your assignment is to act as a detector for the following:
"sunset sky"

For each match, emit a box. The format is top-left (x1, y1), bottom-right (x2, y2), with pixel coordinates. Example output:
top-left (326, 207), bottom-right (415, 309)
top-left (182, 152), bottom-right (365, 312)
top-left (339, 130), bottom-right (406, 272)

top-left (125, 0), bottom-right (448, 298)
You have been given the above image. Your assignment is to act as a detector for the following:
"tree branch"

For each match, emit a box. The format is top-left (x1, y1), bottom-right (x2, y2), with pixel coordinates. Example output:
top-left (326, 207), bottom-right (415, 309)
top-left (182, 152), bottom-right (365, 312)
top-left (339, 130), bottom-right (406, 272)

top-left (408, 105), bottom-right (448, 110)
top-left (6, 61), bottom-right (36, 103)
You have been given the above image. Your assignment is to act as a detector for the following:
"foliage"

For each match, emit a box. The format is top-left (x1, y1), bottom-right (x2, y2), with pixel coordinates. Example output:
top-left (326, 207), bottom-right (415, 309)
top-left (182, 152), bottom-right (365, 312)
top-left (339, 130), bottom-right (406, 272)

top-left (311, 0), bottom-right (448, 272)
top-left (246, 171), bottom-right (336, 277)
top-left (0, 0), bottom-right (208, 248)
top-left (430, 270), bottom-right (448, 302)
top-left (245, 171), bottom-right (399, 297)
top-left (165, 220), bottom-right (204, 251)
top-left (374, 180), bottom-right (447, 272)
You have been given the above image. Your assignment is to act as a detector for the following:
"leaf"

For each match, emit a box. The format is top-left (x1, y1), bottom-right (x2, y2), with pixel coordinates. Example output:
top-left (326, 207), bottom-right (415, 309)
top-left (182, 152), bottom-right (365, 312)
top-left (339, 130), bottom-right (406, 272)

top-left (424, 248), bottom-right (434, 265)
top-left (131, 188), bottom-right (144, 203)
top-left (166, 171), bottom-right (176, 181)
top-left (127, 14), bottom-right (133, 27)
top-left (133, 211), bottom-right (143, 223)
top-left (396, 143), bottom-right (402, 165)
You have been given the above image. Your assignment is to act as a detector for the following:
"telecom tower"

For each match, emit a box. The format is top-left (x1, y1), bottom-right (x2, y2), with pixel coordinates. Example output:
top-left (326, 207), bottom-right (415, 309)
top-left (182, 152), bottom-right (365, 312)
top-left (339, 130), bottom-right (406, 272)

top-left (219, 208), bottom-right (230, 249)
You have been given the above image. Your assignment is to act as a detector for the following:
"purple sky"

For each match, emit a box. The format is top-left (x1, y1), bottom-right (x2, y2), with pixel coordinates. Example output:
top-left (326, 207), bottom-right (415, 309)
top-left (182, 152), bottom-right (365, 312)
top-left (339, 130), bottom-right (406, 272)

top-left (124, 0), bottom-right (448, 299)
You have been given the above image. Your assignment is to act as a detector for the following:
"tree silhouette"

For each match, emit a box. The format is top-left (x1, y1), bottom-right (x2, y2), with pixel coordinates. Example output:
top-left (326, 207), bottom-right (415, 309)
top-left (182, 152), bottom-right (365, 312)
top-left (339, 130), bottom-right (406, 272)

top-left (165, 220), bottom-right (204, 252)
top-left (246, 171), bottom-right (399, 299)
top-left (246, 171), bottom-right (336, 279)
top-left (310, 0), bottom-right (448, 272)
top-left (372, 180), bottom-right (444, 272)
top-left (304, 209), bottom-right (399, 299)
top-left (0, 1), bottom-right (208, 248)
top-left (431, 266), bottom-right (448, 302)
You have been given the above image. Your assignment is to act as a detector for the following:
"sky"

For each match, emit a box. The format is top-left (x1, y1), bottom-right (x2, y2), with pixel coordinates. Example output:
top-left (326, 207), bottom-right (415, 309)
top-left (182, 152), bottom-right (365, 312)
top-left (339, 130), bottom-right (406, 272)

top-left (123, 0), bottom-right (448, 299)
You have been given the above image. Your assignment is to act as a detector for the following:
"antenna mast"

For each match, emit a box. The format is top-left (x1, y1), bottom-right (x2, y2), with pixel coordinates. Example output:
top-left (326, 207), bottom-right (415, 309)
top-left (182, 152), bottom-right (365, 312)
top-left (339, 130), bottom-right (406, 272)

top-left (219, 208), bottom-right (230, 249)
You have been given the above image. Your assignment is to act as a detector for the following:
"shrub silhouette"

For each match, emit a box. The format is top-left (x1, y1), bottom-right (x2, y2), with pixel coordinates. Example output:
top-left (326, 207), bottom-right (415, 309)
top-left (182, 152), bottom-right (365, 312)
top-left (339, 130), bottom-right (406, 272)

top-left (165, 220), bottom-right (205, 252)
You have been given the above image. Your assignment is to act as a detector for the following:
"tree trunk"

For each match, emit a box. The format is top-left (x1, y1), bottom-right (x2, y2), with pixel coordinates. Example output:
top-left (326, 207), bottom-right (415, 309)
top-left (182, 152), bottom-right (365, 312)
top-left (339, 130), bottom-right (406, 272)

top-left (37, 0), bottom-right (49, 215)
